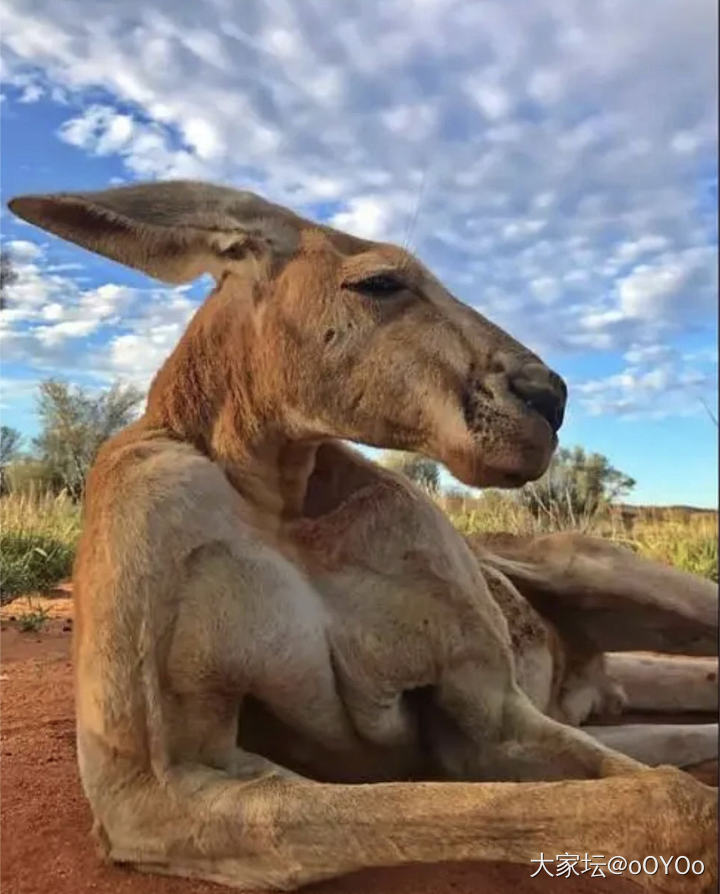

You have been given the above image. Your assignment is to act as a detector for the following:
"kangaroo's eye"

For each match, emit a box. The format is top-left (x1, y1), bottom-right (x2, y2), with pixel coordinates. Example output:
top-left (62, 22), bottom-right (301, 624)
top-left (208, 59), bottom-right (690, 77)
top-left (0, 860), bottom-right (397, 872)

top-left (347, 274), bottom-right (404, 297)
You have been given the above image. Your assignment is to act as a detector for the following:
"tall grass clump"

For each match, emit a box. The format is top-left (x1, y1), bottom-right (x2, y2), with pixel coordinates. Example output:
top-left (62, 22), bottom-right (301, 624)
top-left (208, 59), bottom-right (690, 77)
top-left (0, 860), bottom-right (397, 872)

top-left (626, 509), bottom-right (719, 581)
top-left (437, 490), bottom-right (532, 535)
top-left (0, 477), bottom-right (716, 604)
top-left (0, 488), bottom-right (81, 603)
top-left (442, 492), bottom-right (718, 582)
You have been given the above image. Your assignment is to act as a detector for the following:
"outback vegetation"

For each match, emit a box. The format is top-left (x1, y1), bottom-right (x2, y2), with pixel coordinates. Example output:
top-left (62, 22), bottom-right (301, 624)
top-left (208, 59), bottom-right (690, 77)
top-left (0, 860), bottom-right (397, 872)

top-left (383, 446), bottom-right (718, 582)
top-left (1, 381), bottom-right (717, 606)
top-left (0, 246), bottom-right (18, 312)
top-left (0, 379), bottom-right (139, 602)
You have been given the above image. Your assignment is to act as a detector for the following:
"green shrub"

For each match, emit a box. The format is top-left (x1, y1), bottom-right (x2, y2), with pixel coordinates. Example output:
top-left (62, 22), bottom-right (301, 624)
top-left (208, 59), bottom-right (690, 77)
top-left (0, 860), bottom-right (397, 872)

top-left (0, 532), bottom-right (76, 602)
top-left (17, 605), bottom-right (51, 633)
top-left (0, 491), bottom-right (81, 602)
top-left (628, 514), bottom-right (718, 582)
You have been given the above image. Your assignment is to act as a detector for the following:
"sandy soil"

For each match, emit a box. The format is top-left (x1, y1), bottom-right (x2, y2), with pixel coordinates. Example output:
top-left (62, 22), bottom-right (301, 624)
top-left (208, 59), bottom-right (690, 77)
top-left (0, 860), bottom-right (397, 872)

top-left (1, 592), bottom-right (715, 894)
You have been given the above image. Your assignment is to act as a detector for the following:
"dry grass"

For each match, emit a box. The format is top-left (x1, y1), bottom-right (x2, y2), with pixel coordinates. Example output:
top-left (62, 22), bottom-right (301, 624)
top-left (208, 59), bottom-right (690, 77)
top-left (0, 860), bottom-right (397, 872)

top-left (625, 510), bottom-right (718, 581)
top-left (0, 485), bottom-right (716, 603)
top-left (0, 490), bottom-right (82, 602)
top-left (439, 491), bottom-right (718, 582)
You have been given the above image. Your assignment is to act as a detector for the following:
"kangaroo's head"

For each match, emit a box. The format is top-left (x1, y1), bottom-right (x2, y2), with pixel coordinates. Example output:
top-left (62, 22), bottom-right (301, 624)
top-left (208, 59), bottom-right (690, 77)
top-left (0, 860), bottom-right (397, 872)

top-left (8, 180), bottom-right (566, 487)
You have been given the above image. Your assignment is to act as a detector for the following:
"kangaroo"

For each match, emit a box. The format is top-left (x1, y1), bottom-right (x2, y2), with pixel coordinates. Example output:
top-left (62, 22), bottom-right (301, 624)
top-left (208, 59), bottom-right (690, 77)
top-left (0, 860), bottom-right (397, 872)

top-left (8, 181), bottom-right (716, 893)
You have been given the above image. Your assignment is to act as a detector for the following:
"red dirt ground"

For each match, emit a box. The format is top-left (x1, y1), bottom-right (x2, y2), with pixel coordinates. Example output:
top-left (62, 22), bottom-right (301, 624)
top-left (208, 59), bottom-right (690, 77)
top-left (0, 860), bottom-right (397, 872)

top-left (1, 596), bottom-right (715, 894)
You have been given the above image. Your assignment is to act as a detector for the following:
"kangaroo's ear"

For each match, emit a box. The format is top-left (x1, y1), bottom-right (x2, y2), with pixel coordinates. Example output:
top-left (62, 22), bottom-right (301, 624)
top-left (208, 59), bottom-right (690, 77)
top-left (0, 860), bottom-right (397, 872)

top-left (7, 180), bottom-right (304, 284)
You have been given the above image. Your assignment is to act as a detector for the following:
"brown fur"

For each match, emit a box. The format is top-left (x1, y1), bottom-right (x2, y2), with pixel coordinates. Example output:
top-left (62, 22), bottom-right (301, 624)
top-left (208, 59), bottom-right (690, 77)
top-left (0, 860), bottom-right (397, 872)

top-left (8, 180), bottom-right (717, 893)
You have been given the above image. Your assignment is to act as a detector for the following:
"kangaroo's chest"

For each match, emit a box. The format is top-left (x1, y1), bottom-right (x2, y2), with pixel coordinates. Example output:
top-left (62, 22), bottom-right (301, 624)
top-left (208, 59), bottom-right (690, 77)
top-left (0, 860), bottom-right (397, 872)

top-left (287, 483), bottom-right (556, 717)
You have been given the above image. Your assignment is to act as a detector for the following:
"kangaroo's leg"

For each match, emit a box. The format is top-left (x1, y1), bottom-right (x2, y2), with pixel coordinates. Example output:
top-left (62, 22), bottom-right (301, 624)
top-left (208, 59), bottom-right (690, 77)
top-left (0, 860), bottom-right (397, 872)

top-left (99, 760), bottom-right (715, 894)
top-left (413, 654), bottom-right (642, 783)
top-left (582, 723), bottom-right (718, 769)
top-left (76, 450), bottom-right (717, 894)
top-left (605, 653), bottom-right (719, 714)
top-left (469, 531), bottom-right (718, 655)
top-left (83, 527), bottom-right (716, 894)
top-left (82, 566), bottom-right (720, 894)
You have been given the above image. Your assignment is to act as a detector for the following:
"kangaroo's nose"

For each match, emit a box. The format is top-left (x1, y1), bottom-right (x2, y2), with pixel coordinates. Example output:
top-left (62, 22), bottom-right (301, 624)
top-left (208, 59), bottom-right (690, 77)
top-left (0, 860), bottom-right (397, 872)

top-left (506, 362), bottom-right (567, 433)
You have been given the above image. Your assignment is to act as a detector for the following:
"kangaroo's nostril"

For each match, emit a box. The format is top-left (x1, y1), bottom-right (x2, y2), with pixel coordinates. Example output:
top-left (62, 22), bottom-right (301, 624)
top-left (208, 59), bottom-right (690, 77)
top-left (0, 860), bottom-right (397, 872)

top-left (550, 370), bottom-right (568, 400)
top-left (508, 364), bottom-right (566, 433)
top-left (524, 391), bottom-right (565, 432)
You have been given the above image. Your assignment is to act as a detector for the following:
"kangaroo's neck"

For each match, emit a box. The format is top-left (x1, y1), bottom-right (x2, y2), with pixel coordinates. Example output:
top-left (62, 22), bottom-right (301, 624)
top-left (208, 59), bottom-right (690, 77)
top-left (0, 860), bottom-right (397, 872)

top-left (142, 277), bottom-right (320, 518)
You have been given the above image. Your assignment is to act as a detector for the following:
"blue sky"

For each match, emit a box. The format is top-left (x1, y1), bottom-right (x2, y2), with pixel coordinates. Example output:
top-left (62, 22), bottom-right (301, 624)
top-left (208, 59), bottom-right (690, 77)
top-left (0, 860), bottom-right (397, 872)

top-left (0, 0), bottom-right (717, 506)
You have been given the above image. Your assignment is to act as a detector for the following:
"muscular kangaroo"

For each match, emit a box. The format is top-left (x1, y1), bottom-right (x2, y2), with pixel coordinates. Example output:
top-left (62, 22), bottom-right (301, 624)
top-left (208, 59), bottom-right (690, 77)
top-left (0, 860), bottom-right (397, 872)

top-left (8, 181), bottom-right (716, 893)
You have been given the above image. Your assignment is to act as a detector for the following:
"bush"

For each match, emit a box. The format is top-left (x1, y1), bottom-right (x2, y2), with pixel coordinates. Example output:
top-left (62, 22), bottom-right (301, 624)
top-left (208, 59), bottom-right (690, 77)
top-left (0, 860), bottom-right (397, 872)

top-left (445, 495), bottom-right (718, 582)
top-left (627, 512), bottom-right (719, 582)
top-left (34, 379), bottom-right (143, 499)
top-left (379, 450), bottom-right (440, 493)
top-left (0, 532), bottom-right (76, 602)
top-left (4, 459), bottom-right (64, 496)
top-left (17, 605), bottom-right (51, 633)
top-left (520, 446), bottom-right (635, 531)
top-left (0, 491), bottom-right (81, 603)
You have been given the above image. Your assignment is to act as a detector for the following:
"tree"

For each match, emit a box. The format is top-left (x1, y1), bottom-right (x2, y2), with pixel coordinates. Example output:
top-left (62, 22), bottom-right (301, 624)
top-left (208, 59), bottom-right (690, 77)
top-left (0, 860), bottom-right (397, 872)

top-left (520, 445), bottom-right (635, 529)
top-left (0, 425), bottom-right (23, 494)
top-left (0, 250), bottom-right (18, 311)
top-left (379, 450), bottom-right (440, 494)
top-left (0, 425), bottom-right (22, 466)
top-left (33, 380), bottom-right (144, 498)
top-left (3, 458), bottom-right (62, 496)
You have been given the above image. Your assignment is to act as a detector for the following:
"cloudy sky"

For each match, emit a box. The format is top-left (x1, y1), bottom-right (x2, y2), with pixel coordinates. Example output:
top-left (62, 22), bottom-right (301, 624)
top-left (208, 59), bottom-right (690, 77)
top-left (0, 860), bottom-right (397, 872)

top-left (1, 0), bottom-right (717, 505)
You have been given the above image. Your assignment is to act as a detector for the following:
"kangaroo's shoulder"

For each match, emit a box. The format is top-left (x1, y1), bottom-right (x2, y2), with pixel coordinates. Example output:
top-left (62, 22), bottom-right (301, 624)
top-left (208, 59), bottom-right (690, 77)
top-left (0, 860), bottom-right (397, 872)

top-left (80, 423), bottom-right (259, 569)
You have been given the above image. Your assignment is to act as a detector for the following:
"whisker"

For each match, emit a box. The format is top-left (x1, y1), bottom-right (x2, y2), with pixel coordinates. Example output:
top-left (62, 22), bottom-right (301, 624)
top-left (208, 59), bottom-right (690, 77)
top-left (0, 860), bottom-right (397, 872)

top-left (402, 160), bottom-right (431, 252)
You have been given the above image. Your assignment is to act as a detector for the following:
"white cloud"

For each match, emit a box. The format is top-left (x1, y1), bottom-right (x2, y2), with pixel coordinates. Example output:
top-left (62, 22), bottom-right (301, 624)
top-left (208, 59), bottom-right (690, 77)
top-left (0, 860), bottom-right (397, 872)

top-left (580, 310), bottom-right (626, 331)
top-left (623, 343), bottom-right (675, 365)
top-left (41, 303), bottom-right (64, 321)
top-left (527, 68), bottom-right (563, 105)
top-left (331, 196), bottom-right (397, 241)
top-left (466, 79), bottom-right (512, 121)
top-left (36, 319), bottom-right (100, 346)
top-left (0, 0), bottom-right (716, 421)
top-left (529, 276), bottom-right (560, 305)
top-left (619, 266), bottom-right (684, 319)
top-left (615, 235), bottom-right (670, 264)
top-left (181, 117), bottom-right (224, 160)
top-left (259, 28), bottom-right (302, 60)
top-left (618, 247), bottom-right (717, 321)
top-left (0, 237), bottom-right (200, 383)
top-left (18, 83), bottom-right (44, 102)
top-left (501, 219), bottom-right (546, 241)
top-left (104, 294), bottom-right (198, 386)
top-left (4, 240), bottom-right (43, 262)
top-left (574, 343), bottom-right (717, 419)
top-left (58, 105), bottom-right (207, 179)
top-left (381, 103), bottom-right (437, 140)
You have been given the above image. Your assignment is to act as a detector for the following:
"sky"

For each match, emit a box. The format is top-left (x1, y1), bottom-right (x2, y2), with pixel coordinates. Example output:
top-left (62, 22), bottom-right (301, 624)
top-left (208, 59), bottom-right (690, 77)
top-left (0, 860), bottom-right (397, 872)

top-left (0, 0), bottom-right (717, 506)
